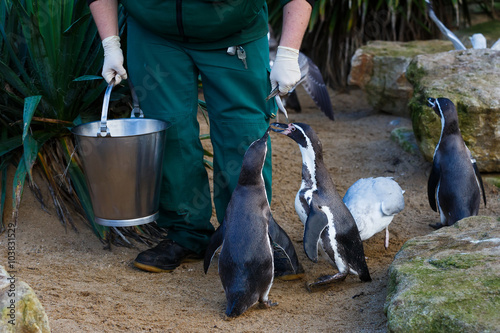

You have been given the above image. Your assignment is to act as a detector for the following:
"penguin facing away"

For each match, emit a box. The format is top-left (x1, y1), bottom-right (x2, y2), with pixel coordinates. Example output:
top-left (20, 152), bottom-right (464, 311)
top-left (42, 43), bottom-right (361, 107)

top-left (343, 177), bottom-right (405, 249)
top-left (426, 97), bottom-right (486, 229)
top-left (271, 122), bottom-right (371, 292)
top-left (204, 127), bottom-right (302, 317)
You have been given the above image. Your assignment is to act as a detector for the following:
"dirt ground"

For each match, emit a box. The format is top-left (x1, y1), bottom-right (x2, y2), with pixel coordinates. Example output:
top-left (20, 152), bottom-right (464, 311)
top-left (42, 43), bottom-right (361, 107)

top-left (4, 87), bottom-right (500, 332)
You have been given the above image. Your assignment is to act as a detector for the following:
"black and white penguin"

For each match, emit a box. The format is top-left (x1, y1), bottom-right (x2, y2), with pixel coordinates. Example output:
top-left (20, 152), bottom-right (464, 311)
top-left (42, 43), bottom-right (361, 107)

top-left (343, 177), bottom-right (405, 249)
top-left (271, 122), bottom-right (371, 291)
top-left (426, 97), bottom-right (486, 229)
top-left (204, 127), bottom-right (302, 317)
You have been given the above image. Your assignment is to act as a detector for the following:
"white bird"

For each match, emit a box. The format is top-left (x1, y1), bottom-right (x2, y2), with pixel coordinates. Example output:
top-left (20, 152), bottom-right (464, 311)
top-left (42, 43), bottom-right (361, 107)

top-left (343, 177), bottom-right (405, 249)
top-left (469, 33), bottom-right (487, 49)
top-left (426, 0), bottom-right (500, 50)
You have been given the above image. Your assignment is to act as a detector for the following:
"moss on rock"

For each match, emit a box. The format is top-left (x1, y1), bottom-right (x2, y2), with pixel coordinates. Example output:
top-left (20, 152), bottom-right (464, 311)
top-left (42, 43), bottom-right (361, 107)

top-left (385, 216), bottom-right (500, 332)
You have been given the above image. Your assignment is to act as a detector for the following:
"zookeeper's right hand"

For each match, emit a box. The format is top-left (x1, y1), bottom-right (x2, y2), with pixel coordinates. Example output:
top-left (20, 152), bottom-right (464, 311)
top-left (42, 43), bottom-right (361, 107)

top-left (102, 35), bottom-right (127, 85)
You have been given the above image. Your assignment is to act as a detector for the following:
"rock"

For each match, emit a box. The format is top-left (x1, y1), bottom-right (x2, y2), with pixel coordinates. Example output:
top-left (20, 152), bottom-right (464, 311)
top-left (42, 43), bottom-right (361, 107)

top-left (384, 216), bottom-right (500, 333)
top-left (407, 49), bottom-right (500, 172)
top-left (348, 40), bottom-right (453, 117)
top-left (0, 266), bottom-right (50, 333)
top-left (390, 127), bottom-right (419, 154)
top-left (483, 174), bottom-right (500, 188)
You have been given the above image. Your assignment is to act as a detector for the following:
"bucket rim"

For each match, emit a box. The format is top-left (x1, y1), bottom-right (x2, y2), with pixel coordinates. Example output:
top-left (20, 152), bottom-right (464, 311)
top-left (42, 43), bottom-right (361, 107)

top-left (71, 118), bottom-right (171, 138)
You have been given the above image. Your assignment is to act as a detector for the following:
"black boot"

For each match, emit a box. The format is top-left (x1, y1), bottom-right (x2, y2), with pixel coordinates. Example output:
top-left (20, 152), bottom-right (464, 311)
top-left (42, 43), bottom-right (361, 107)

top-left (133, 239), bottom-right (203, 273)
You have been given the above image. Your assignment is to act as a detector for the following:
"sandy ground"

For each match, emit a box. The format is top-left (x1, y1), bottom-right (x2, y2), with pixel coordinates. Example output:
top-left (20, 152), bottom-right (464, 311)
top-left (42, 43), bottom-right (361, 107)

top-left (3, 87), bottom-right (499, 332)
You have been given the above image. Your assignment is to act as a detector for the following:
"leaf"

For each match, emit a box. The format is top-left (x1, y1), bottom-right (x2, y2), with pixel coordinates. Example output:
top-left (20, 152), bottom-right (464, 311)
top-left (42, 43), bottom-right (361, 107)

top-left (0, 60), bottom-right (32, 97)
top-left (12, 154), bottom-right (27, 223)
top-left (60, 138), bottom-right (108, 239)
top-left (23, 132), bottom-right (40, 182)
top-left (0, 135), bottom-right (23, 157)
top-left (73, 75), bottom-right (103, 82)
top-left (0, 165), bottom-right (6, 232)
top-left (22, 95), bottom-right (42, 142)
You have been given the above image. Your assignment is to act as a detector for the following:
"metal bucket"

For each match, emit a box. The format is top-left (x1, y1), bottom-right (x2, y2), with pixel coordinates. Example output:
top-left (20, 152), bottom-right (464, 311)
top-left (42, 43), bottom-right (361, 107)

top-left (71, 81), bottom-right (170, 227)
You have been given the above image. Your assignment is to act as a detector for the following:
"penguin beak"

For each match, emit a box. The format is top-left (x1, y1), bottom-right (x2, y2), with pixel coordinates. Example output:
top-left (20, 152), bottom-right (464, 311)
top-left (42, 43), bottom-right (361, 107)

top-left (427, 97), bottom-right (436, 108)
top-left (270, 122), bottom-right (293, 135)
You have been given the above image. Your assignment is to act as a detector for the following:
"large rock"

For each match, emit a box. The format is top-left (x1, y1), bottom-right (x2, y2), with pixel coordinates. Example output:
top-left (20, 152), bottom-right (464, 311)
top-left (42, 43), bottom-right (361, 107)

top-left (407, 49), bottom-right (500, 172)
top-left (0, 266), bottom-right (50, 333)
top-left (348, 40), bottom-right (453, 117)
top-left (384, 216), bottom-right (500, 332)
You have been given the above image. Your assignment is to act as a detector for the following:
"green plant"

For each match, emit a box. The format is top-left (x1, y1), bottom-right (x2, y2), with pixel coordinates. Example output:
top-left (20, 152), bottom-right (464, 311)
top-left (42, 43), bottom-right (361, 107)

top-left (0, 0), bottom-right (164, 247)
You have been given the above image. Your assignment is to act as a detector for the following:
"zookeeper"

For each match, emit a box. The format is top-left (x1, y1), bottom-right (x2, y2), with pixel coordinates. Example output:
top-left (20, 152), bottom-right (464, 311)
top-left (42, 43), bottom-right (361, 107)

top-left (88, 0), bottom-right (313, 278)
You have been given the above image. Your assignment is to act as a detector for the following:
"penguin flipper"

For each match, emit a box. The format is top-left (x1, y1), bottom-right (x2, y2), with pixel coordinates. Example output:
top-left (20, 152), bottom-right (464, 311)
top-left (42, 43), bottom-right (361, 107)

top-left (340, 230), bottom-right (372, 282)
top-left (472, 159), bottom-right (487, 207)
top-left (301, 55), bottom-right (334, 120)
top-left (303, 204), bottom-right (328, 263)
top-left (203, 226), bottom-right (224, 274)
top-left (427, 161), bottom-right (440, 212)
top-left (268, 215), bottom-right (302, 273)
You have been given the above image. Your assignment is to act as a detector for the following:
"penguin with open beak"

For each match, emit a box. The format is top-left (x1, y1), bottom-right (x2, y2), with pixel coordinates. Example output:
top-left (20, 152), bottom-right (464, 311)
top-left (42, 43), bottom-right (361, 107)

top-left (426, 97), bottom-right (486, 229)
top-left (204, 127), bottom-right (303, 316)
top-left (271, 122), bottom-right (371, 292)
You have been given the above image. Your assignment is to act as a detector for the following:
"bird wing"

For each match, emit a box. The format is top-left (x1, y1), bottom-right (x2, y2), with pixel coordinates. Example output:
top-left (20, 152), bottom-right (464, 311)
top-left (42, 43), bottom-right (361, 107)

top-left (299, 53), bottom-right (335, 120)
top-left (426, 0), bottom-right (467, 50)
top-left (268, 215), bottom-right (302, 274)
top-left (203, 224), bottom-right (224, 274)
top-left (427, 159), bottom-right (440, 212)
top-left (491, 38), bottom-right (500, 50)
top-left (467, 147), bottom-right (487, 207)
top-left (303, 202), bottom-right (329, 263)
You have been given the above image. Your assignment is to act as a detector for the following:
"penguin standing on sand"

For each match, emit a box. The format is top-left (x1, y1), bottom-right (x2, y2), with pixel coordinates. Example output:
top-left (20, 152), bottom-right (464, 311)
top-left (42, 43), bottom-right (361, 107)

top-left (271, 122), bottom-right (371, 291)
top-left (426, 97), bottom-right (486, 229)
top-left (204, 128), bottom-right (303, 317)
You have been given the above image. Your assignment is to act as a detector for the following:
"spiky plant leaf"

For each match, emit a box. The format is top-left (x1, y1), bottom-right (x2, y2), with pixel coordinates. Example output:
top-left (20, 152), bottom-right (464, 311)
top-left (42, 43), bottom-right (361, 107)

top-left (22, 95), bottom-right (42, 142)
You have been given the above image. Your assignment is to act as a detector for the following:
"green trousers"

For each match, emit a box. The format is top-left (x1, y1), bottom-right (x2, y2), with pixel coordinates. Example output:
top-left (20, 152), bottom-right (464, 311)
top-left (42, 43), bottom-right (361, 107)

top-left (127, 18), bottom-right (276, 254)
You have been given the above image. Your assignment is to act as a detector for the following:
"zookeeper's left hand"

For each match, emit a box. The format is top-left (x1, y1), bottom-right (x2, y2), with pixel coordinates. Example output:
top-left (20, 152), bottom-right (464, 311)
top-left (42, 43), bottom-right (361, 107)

top-left (269, 46), bottom-right (301, 95)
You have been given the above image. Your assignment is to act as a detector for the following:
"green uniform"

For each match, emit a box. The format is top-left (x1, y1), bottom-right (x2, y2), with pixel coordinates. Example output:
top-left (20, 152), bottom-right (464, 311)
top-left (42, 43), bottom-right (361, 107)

top-left (125, 1), bottom-right (277, 254)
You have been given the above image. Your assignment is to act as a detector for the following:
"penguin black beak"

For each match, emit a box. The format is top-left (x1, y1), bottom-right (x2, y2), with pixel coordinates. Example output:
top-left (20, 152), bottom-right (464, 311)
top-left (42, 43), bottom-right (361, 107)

top-left (427, 97), bottom-right (436, 108)
top-left (270, 122), bottom-right (289, 133)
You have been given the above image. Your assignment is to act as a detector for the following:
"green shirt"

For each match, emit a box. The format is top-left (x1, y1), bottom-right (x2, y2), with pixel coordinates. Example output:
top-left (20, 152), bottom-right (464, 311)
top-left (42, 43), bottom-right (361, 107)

top-left (121, 0), bottom-right (270, 49)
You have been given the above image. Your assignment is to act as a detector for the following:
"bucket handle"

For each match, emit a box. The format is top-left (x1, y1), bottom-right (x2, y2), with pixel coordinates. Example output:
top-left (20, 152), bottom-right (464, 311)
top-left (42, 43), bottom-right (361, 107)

top-left (98, 79), bottom-right (114, 137)
top-left (97, 78), bottom-right (145, 137)
top-left (128, 79), bottom-right (144, 118)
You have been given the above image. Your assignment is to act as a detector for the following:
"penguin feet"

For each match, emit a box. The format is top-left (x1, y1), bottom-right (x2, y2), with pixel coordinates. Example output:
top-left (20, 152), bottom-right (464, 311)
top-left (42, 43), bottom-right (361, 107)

top-left (259, 299), bottom-right (278, 309)
top-left (306, 272), bottom-right (348, 292)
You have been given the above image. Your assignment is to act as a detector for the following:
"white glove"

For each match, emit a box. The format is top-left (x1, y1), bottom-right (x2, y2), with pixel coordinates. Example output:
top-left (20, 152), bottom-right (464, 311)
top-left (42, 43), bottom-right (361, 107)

top-left (269, 46), bottom-right (300, 95)
top-left (102, 35), bottom-right (127, 85)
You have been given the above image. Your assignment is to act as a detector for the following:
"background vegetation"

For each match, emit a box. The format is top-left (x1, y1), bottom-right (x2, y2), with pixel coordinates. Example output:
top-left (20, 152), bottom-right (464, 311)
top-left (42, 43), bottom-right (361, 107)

top-left (269, 0), bottom-right (499, 88)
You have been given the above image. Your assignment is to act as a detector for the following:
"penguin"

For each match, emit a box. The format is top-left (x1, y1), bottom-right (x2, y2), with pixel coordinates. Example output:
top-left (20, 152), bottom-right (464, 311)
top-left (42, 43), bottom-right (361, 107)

top-left (426, 97), bottom-right (487, 229)
top-left (343, 177), bottom-right (405, 249)
top-left (204, 127), bottom-right (303, 317)
top-left (271, 122), bottom-right (371, 292)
